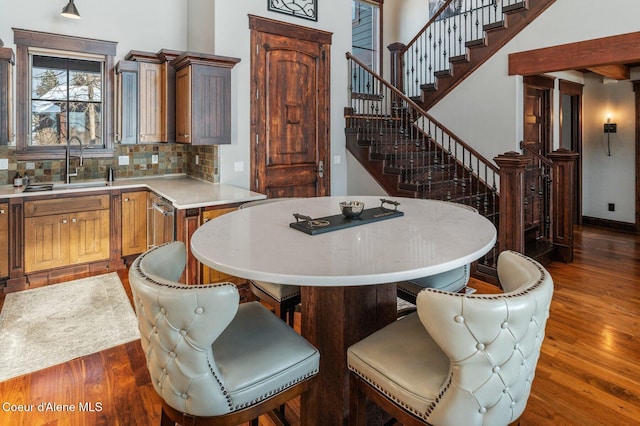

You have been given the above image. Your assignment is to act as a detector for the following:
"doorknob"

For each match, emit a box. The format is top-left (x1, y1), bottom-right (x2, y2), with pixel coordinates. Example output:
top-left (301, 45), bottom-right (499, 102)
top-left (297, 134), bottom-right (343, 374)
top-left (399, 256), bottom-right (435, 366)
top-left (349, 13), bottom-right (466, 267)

top-left (318, 160), bottom-right (324, 178)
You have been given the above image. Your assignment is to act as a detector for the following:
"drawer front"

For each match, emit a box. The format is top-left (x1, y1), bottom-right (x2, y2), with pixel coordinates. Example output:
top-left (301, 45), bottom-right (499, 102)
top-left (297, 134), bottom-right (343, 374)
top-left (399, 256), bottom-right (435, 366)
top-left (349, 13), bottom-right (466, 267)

top-left (25, 194), bottom-right (110, 217)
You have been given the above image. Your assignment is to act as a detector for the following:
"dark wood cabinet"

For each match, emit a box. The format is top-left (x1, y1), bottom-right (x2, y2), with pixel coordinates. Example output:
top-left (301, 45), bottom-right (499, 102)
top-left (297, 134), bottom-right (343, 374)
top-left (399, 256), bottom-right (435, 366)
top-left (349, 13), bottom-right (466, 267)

top-left (115, 49), bottom-right (180, 143)
top-left (115, 60), bottom-right (138, 144)
top-left (171, 52), bottom-right (240, 145)
top-left (0, 45), bottom-right (14, 145)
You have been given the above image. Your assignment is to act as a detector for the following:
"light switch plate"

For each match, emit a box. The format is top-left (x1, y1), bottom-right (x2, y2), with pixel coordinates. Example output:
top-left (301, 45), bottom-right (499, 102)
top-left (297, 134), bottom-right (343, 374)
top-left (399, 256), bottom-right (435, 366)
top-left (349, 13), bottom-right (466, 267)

top-left (0, 159), bottom-right (8, 170)
top-left (234, 161), bottom-right (244, 172)
top-left (333, 155), bottom-right (341, 165)
top-left (152, 154), bottom-right (159, 164)
top-left (118, 155), bottom-right (130, 166)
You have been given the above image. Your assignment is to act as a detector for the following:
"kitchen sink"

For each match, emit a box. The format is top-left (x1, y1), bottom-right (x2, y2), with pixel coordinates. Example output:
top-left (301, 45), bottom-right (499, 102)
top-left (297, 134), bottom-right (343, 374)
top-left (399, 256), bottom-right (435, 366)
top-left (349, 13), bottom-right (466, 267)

top-left (52, 181), bottom-right (109, 190)
top-left (23, 181), bottom-right (108, 192)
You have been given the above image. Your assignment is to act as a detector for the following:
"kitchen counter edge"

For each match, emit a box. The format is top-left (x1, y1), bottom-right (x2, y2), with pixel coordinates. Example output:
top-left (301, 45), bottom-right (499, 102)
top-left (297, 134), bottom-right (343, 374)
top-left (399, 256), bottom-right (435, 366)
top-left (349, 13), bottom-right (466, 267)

top-left (0, 175), bottom-right (266, 209)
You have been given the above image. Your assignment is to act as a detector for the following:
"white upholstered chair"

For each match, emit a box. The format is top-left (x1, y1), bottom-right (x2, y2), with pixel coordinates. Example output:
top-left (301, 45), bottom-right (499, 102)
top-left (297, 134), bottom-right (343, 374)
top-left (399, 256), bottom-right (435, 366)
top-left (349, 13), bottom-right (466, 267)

top-left (348, 250), bottom-right (554, 426)
top-left (397, 263), bottom-right (471, 305)
top-left (239, 198), bottom-right (301, 326)
top-left (129, 241), bottom-right (319, 425)
top-left (397, 203), bottom-right (477, 308)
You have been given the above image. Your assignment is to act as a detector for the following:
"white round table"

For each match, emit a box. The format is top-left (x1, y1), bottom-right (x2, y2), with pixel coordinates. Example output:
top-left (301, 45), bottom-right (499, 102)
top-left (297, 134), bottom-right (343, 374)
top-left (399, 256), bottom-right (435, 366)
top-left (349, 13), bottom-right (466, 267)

top-left (191, 196), bottom-right (496, 425)
top-left (191, 196), bottom-right (496, 286)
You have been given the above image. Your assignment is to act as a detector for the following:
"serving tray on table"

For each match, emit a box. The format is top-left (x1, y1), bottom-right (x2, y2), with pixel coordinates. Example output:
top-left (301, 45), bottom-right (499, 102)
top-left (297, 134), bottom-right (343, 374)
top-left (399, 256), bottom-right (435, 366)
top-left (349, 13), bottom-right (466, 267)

top-left (289, 199), bottom-right (404, 235)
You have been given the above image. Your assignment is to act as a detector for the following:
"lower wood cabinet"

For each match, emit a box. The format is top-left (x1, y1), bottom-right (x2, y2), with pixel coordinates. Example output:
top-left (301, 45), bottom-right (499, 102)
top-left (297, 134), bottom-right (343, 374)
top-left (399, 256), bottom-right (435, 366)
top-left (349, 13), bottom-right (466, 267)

top-left (24, 195), bottom-right (110, 274)
top-left (121, 191), bottom-right (148, 256)
top-left (0, 203), bottom-right (8, 278)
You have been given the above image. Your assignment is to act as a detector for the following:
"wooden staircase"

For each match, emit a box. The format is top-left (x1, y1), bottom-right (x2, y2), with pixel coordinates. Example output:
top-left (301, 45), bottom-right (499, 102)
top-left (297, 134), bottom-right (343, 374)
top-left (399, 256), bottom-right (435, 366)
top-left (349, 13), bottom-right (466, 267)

top-left (345, 114), bottom-right (499, 220)
top-left (391, 0), bottom-right (557, 110)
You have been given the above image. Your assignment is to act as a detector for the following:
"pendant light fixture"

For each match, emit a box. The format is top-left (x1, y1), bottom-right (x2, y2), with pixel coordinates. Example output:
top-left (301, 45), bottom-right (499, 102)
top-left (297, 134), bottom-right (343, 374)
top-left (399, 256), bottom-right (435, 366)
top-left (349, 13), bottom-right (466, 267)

top-left (61, 0), bottom-right (81, 19)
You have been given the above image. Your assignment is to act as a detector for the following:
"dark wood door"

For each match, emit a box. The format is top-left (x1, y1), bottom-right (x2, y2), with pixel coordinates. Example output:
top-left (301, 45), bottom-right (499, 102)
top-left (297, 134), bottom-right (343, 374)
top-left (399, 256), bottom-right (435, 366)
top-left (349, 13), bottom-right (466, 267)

top-left (524, 84), bottom-right (551, 156)
top-left (523, 75), bottom-right (553, 240)
top-left (250, 16), bottom-right (331, 198)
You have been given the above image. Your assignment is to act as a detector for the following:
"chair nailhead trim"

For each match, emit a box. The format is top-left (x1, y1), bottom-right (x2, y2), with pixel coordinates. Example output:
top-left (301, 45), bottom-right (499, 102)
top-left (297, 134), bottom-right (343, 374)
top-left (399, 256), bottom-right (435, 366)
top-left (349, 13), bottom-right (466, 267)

top-left (230, 369), bottom-right (318, 411)
top-left (348, 364), bottom-right (432, 421)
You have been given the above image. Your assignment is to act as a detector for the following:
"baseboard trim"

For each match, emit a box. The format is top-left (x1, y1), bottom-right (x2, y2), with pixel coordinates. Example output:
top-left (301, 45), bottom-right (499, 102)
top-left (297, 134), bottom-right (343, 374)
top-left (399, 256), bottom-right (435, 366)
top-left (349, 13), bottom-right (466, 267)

top-left (581, 216), bottom-right (638, 234)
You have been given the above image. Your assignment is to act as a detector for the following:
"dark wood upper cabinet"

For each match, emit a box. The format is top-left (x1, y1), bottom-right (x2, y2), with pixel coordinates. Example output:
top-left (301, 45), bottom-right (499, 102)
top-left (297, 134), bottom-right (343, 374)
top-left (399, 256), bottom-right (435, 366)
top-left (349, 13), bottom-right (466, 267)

top-left (0, 45), bottom-right (14, 146)
top-left (171, 52), bottom-right (240, 145)
top-left (115, 49), bottom-right (181, 144)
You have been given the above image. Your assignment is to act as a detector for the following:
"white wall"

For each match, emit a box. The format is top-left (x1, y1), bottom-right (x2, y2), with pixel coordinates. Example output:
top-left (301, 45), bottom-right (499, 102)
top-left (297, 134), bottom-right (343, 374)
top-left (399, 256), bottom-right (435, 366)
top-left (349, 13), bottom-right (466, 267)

top-left (582, 75), bottom-right (635, 222)
top-left (350, 0), bottom-right (640, 222)
top-left (346, 152), bottom-right (387, 196)
top-left (0, 0), bottom-right (187, 62)
top-left (187, 0), bottom-right (215, 54)
top-left (191, 1), bottom-right (352, 194)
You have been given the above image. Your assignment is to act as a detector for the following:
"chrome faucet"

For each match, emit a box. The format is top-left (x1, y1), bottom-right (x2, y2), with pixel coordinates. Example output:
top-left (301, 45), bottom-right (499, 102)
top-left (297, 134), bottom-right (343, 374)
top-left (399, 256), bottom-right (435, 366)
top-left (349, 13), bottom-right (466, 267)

top-left (66, 137), bottom-right (83, 184)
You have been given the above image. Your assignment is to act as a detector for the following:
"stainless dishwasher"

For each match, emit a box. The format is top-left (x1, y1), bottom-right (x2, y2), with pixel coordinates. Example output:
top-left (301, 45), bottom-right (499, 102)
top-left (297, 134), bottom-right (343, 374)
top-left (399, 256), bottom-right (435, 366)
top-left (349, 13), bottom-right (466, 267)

top-left (147, 193), bottom-right (175, 249)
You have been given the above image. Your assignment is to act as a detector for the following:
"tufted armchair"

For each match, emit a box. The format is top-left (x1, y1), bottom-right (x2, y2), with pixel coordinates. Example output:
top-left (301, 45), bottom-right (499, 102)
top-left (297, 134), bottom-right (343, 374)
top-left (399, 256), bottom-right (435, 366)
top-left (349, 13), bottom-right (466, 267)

top-left (129, 241), bottom-right (319, 425)
top-left (347, 250), bottom-right (554, 426)
top-left (397, 263), bottom-right (471, 304)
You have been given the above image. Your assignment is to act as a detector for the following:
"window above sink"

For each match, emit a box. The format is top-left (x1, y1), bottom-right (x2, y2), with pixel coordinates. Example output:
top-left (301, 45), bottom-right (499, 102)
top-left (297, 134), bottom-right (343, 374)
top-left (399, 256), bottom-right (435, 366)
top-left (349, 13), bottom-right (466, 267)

top-left (13, 29), bottom-right (117, 161)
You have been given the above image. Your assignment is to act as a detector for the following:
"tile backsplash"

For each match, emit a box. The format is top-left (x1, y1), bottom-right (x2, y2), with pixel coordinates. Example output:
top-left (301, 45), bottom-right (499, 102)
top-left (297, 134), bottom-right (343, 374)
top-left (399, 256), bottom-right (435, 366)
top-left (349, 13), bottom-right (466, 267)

top-left (0, 143), bottom-right (218, 185)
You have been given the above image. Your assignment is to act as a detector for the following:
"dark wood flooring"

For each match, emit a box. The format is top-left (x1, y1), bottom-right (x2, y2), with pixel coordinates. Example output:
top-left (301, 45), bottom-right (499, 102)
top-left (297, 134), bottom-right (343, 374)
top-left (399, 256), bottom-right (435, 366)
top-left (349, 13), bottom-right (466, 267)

top-left (0, 225), bottom-right (639, 425)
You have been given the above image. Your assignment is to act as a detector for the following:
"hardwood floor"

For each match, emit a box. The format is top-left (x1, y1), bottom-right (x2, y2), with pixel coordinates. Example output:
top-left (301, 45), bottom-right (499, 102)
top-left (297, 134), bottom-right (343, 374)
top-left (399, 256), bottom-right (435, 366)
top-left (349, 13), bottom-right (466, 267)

top-left (0, 225), bottom-right (639, 425)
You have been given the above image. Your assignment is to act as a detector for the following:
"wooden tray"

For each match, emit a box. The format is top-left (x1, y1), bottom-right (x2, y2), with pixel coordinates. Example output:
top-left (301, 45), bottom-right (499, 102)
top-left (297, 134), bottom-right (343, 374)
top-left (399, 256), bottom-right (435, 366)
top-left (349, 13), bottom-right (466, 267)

top-left (289, 205), bottom-right (404, 235)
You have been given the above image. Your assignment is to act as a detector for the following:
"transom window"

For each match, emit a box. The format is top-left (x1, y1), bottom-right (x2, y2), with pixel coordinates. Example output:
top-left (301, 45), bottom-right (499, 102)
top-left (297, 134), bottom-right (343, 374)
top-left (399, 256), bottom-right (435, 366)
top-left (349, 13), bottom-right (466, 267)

top-left (30, 53), bottom-right (103, 147)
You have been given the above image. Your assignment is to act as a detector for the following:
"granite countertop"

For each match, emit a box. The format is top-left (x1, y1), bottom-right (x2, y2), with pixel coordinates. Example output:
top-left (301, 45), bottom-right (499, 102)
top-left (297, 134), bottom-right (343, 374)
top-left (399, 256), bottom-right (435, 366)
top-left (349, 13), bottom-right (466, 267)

top-left (0, 175), bottom-right (266, 209)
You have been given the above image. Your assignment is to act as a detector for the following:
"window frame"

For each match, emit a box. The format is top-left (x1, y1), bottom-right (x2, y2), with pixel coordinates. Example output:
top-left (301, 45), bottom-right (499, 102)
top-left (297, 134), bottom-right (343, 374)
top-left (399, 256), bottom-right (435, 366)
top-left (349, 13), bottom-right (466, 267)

top-left (13, 28), bottom-right (117, 160)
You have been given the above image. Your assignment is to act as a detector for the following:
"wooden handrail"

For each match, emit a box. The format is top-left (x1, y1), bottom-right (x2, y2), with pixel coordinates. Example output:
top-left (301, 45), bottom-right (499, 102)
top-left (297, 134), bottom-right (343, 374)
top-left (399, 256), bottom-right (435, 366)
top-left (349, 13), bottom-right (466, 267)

top-left (346, 52), bottom-right (499, 176)
top-left (520, 140), bottom-right (553, 167)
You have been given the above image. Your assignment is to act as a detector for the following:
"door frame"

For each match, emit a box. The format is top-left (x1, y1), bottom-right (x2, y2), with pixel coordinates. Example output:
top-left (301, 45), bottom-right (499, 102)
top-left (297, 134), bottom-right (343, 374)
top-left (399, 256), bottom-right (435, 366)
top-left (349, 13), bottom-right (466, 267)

top-left (559, 79), bottom-right (583, 225)
top-left (249, 15), bottom-right (332, 196)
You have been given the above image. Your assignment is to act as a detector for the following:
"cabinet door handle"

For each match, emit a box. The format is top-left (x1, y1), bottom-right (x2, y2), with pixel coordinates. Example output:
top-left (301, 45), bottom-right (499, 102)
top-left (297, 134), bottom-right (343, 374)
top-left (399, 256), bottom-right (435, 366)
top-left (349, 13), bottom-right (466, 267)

top-left (0, 209), bottom-right (4, 215)
top-left (124, 197), bottom-right (129, 202)
top-left (72, 218), bottom-right (77, 223)
top-left (62, 219), bottom-right (68, 224)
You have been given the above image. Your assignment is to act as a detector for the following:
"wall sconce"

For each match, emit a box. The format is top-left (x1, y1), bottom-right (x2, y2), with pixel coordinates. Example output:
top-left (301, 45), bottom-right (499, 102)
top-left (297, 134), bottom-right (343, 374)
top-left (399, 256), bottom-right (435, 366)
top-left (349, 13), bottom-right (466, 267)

top-left (61, 0), bottom-right (81, 19)
top-left (603, 117), bottom-right (616, 156)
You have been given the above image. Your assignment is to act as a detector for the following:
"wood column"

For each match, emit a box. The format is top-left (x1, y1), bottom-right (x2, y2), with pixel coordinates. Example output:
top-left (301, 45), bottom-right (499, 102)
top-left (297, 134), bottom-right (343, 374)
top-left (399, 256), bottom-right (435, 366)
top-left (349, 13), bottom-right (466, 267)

top-left (387, 42), bottom-right (405, 94)
top-left (547, 148), bottom-right (579, 263)
top-left (494, 151), bottom-right (531, 254)
top-left (5, 197), bottom-right (27, 292)
top-left (300, 283), bottom-right (396, 426)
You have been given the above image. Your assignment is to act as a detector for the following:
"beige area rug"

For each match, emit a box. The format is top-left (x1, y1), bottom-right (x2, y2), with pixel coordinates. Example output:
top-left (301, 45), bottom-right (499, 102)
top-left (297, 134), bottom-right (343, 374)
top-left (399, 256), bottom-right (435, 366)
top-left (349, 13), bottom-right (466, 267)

top-left (0, 273), bottom-right (140, 382)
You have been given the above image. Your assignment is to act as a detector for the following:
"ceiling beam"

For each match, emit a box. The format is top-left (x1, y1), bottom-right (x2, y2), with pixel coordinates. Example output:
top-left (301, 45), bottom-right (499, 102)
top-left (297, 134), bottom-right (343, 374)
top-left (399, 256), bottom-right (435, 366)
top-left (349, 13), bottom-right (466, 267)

top-left (586, 64), bottom-right (630, 80)
top-left (509, 31), bottom-right (640, 76)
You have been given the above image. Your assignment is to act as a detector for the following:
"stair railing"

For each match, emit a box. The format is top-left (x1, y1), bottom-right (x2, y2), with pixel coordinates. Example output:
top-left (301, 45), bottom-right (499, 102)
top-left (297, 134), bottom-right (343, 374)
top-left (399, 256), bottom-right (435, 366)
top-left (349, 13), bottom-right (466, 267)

top-left (347, 52), bottom-right (500, 270)
top-left (520, 140), bottom-right (553, 244)
top-left (396, 0), bottom-right (524, 99)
